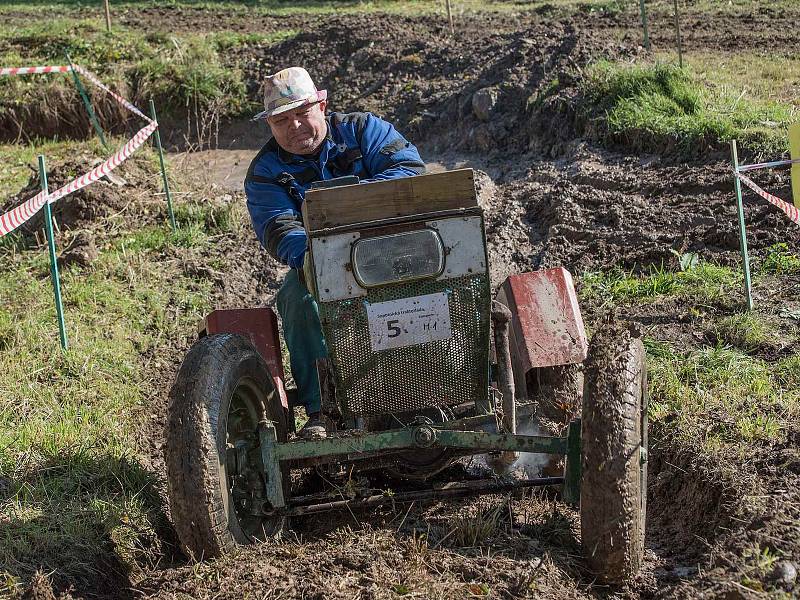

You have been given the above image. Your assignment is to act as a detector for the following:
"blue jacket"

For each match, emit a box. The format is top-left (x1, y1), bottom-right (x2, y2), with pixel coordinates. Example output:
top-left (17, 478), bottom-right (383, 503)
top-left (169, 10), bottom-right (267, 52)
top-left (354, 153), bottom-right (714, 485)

top-left (245, 111), bottom-right (426, 268)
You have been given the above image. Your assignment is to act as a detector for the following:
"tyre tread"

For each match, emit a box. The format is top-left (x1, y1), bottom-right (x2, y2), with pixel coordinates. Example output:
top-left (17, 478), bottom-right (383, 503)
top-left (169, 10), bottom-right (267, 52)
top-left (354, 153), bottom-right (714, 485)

top-left (580, 323), bottom-right (646, 585)
top-left (165, 334), bottom-right (284, 560)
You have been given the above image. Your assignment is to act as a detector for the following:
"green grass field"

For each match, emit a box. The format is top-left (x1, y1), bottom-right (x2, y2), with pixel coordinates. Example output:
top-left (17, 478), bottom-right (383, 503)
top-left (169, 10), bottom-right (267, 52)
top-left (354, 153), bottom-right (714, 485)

top-left (581, 256), bottom-right (800, 459)
top-left (0, 145), bottom-right (232, 593)
top-left (578, 61), bottom-right (796, 157)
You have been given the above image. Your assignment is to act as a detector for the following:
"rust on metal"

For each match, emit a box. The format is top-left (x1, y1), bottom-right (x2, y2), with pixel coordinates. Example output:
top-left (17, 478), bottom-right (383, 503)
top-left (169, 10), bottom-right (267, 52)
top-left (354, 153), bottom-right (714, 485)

top-left (496, 267), bottom-right (588, 372)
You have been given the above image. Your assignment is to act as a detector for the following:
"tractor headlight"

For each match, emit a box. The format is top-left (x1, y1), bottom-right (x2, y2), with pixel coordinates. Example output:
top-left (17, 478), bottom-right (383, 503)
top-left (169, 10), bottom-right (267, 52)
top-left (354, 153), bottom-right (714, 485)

top-left (352, 229), bottom-right (445, 288)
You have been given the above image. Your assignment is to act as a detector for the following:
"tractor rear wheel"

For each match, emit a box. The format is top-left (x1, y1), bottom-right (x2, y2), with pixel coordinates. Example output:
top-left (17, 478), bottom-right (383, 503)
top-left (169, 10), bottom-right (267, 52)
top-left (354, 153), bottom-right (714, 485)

top-left (166, 333), bottom-right (288, 560)
top-left (580, 323), bottom-right (647, 585)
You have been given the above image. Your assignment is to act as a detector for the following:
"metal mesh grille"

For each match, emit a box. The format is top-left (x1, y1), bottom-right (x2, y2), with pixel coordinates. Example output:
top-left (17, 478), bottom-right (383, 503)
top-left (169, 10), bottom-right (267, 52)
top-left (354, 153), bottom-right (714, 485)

top-left (319, 274), bottom-right (490, 416)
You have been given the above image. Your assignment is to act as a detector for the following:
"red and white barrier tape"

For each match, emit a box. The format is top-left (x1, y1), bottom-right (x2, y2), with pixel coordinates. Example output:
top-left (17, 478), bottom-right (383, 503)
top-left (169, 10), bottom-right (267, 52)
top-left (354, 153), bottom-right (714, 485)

top-left (0, 64), bottom-right (156, 236)
top-left (72, 65), bottom-right (150, 122)
top-left (0, 66), bottom-right (72, 76)
top-left (0, 121), bottom-right (158, 236)
top-left (736, 172), bottom-right (800, 226)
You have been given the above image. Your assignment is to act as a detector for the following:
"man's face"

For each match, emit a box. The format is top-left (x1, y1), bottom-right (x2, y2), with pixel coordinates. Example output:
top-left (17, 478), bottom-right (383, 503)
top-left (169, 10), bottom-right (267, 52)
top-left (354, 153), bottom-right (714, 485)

top-left (267, 100), bottom-right (328, 155)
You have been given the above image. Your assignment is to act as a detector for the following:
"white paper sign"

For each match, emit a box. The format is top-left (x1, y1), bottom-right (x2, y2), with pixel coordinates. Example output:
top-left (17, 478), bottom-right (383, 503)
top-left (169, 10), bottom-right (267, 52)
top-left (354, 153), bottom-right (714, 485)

top-left (366, 292), bottom-right (452, 352)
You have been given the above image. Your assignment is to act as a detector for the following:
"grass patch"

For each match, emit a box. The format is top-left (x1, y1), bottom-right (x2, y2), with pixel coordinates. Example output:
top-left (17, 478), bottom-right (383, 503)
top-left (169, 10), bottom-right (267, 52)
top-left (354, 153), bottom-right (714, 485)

top-left (582, 261), bottom-right (798, 459)
top-left (580, 261), bottom-right (739, 304)
top-left (450, 503), bottom-right (504, 547)
top-left (0, 139), bottom-right (227, 592)
top-left (580, 61), bottom-right (795, 157)
top-left (661, 51), bottom-right (800, 112)
top-left (760, 242), bottom-right (800, 275)
top-left (647, 341), bottom-right (797, 455)
top-left (713, 311), bottom-right (776, 352)
top-left (0, 237), bottom-right (213, 590)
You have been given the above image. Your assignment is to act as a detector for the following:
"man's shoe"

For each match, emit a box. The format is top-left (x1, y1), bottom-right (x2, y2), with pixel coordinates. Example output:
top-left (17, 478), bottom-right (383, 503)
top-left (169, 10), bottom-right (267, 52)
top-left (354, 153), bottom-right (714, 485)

top-left (299, 412), bottom-right (327, 439)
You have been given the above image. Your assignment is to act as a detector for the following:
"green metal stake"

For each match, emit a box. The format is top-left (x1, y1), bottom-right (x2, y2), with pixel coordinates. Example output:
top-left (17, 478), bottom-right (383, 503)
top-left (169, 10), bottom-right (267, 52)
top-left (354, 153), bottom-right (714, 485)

top-left (639, 0), bottom-right (650, 51)
top-left (673, 0), bottom-right (683, 68)
top-left (66, 52), bottom-right (108, 150)
top-left (39, 155), bottom-right (69, 350)
top-left (731, 140), bottom-right (754, 310)
top-left (149, 99), bottom-right (176, 231)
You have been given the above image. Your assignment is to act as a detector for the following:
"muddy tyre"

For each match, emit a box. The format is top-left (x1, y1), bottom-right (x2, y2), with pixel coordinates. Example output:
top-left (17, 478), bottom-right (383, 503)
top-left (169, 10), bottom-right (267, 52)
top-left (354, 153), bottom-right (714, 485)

top-left (166, 333), bottom-right (288, 560)
top-left (580, 324), bottom-right (647, 585)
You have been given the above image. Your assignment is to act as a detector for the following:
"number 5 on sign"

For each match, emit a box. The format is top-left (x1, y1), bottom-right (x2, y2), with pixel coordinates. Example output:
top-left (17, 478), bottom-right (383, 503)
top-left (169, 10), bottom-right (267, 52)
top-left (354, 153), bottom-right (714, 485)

top-left (366, 292), bottom-right (452, 352)
top-left (790, 123), bottom-right (800, 209)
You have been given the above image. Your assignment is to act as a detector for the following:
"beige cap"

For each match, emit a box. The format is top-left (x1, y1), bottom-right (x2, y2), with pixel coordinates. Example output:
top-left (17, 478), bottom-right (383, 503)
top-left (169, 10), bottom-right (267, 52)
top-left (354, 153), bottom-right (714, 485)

top-left (253, 66), bottom-right (327, 120)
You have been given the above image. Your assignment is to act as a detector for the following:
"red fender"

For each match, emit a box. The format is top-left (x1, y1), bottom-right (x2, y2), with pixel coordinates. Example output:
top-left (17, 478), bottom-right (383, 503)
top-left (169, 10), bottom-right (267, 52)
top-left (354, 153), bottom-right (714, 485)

top-left (495, 267), bottom-right (588, 374)
top-left (201, 308), bottom-right (289, 412)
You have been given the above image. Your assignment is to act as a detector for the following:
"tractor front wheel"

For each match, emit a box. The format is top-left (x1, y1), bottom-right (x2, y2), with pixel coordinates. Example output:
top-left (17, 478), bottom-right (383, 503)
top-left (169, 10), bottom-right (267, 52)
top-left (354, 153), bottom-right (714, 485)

top-left (165, 333), bottom-right (288, 560)
top-left (580, 323), bottom-right (647, 585)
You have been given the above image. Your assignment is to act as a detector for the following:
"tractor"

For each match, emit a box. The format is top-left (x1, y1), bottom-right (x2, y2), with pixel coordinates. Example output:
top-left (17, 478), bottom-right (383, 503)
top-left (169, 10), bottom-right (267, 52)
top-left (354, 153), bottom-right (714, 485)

top-left (165, 169), bottom-right (648, 585)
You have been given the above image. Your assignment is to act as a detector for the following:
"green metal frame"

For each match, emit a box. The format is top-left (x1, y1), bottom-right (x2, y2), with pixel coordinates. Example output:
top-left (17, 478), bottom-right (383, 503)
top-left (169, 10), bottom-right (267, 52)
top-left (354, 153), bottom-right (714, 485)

top-left (731, 140), bottom-right (754, 310)
top-left (149, 99), bottom-right (177, 232)
top-left (258, 419), bottom-right (582, 509)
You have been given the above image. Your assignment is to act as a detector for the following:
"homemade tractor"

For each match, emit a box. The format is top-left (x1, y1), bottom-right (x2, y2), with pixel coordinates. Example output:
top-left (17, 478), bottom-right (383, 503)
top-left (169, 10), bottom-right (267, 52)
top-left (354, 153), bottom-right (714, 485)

top-left (166, 169), bottom-right (648, 585)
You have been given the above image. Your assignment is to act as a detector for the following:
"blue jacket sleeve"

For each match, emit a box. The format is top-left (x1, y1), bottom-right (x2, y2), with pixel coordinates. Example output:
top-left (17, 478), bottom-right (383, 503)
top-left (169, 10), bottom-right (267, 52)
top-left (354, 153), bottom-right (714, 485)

top-left (359, 114), bottom-right (425, 182)
top-left (244, 177), bottom-right (308, 268)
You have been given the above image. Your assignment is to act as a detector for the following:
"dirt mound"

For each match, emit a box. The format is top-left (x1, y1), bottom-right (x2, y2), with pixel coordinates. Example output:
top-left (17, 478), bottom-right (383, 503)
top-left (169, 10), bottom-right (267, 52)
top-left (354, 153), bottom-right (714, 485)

top-left (477, 144), bottom-right (800, 280)
top-left (0, 80), bottom-right (133, 143)
top-left (2, 154), bottom-right (157, 237)
top-left (233, 14), bottom-right (623, 156)
top-left (137, 490), bottom-right (583, 600)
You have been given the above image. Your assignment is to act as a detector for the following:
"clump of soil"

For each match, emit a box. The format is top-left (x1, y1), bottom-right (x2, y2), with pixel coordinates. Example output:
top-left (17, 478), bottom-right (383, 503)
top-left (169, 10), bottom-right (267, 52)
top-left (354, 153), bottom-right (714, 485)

top-left (58, 230), bottom-right (99, 268)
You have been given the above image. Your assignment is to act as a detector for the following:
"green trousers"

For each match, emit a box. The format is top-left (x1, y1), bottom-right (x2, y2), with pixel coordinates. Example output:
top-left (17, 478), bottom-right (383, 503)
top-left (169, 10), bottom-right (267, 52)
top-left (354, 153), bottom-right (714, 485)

top-left (276, 268), bottom-right (328, 414)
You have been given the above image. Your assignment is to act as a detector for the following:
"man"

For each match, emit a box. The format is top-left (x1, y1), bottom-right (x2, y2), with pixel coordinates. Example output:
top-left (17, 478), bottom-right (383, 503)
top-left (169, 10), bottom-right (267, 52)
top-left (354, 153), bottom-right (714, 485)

top-left (245, 67), bottom-right (425, 438)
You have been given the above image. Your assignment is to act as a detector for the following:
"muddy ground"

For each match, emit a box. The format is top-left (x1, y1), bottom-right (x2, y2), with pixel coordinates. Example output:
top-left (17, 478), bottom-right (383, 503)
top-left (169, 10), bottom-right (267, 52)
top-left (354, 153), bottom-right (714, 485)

top-left (5, 5), bottom-right (800, 600)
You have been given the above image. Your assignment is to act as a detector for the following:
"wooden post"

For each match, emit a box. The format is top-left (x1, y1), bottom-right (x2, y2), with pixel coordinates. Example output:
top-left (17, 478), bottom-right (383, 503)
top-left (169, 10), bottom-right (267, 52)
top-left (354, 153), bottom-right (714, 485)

top-left (673, 0), bottom-right (683, 68)
top-left (39, 155), bottom-right (69, 350)
top-left (731, 140), bottom-right (754, 310)
top-left (103, 0), bottom-right (111, 32)
top-left (445, 0), bottom-right (454, 35)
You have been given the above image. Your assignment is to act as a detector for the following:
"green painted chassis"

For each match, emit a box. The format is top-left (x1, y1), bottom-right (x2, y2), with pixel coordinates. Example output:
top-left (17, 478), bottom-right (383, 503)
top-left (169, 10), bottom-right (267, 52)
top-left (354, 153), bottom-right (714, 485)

top-left (254, 414), bottom-right (583, 514)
